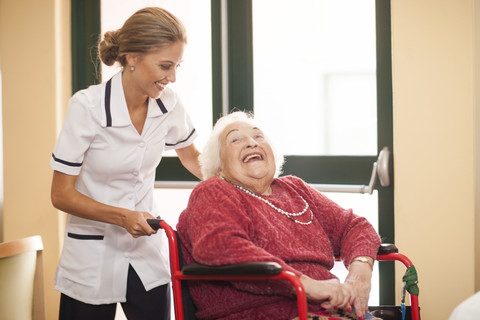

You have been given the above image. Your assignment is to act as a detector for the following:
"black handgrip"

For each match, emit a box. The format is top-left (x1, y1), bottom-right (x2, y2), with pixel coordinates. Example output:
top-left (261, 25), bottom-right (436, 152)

top-left (147, 218), bottom-right (162, 231)
top-left (378, 243), bottom-right (399, 255)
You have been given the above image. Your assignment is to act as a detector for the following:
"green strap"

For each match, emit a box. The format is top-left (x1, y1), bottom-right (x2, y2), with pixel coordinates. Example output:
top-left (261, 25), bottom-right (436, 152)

top-left (402, 266), bottom-right (419, 296)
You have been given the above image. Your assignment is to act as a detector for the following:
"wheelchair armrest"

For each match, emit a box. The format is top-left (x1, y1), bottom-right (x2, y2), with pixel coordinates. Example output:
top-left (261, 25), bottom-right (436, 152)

top-left (377, 243), bottom-right (399, 255)
top-left (182, 261), bottom-right (283, 276)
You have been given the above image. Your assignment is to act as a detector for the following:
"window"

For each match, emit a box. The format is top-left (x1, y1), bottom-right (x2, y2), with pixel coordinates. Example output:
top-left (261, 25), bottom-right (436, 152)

top-left (252, 0), bottom-right (377, 156)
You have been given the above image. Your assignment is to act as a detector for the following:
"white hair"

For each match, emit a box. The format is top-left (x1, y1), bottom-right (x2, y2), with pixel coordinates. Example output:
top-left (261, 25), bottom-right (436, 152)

top-left (199, 111), bottom-right (285, 179)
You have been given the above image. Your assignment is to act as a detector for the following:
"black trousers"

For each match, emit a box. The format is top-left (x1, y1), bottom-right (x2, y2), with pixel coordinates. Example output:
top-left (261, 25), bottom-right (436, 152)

top-left (59, 264), bottom-right (171, 320)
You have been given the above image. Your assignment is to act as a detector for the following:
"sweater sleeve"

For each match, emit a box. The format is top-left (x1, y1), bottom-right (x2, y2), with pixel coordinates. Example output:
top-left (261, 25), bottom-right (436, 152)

top-left (284, 176), bottom-right (381, 268)
top-left (177, 178), bottom-right (301, 295)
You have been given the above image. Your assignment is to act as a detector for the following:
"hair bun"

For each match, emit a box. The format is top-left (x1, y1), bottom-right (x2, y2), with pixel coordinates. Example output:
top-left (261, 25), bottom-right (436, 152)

top-left (98, 30), bottom-right (120, 66)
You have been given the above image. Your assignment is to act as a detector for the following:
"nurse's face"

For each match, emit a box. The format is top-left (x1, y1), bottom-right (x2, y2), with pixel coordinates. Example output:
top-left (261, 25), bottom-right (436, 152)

top-left (128, 41), bottom-right (184, 99)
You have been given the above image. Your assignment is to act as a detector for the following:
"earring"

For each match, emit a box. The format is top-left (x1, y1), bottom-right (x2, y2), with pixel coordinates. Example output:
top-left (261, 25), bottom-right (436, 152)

top-left (130, 65), bottom-right (135, 71)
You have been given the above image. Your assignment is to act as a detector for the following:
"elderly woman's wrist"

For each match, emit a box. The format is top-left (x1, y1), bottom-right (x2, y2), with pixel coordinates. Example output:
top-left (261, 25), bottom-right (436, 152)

top-left (349, 256), bottom-right (374, 270)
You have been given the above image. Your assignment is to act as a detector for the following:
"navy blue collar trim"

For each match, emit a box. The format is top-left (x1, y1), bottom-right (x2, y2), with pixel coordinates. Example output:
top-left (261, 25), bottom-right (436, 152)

top-left (105, 79), bottom-right (112, 127)
top-left (104, 78), bottom-right (167, 126)
top-left (156, 98), bottom-right (168, 114)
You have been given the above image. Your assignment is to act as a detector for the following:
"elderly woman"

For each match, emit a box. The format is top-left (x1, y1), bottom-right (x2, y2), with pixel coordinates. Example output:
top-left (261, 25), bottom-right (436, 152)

top-left (176, 111), bottom-right (381, 320)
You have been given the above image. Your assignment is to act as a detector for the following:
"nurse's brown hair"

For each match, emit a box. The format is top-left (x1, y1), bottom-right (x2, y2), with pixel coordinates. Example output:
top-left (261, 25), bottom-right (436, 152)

top-left (98, 7), bottom-right (187, 67)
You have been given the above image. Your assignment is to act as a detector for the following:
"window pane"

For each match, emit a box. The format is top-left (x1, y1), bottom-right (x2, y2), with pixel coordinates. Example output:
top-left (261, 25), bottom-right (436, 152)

top-left (252, 0), bottom-right (377, 156)
top-left (101, 0), bottom-right (212, 150)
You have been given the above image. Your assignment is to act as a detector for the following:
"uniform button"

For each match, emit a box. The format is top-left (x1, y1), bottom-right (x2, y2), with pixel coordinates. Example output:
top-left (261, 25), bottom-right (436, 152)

top-left (133, 171), bottom-right (139, 176)
top-left (139, 142), bottom-right (145, 148)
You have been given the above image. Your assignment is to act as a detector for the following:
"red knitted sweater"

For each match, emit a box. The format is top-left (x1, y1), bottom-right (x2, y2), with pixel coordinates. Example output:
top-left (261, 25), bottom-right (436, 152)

top-left (177, 176), bottom-right (381, 320)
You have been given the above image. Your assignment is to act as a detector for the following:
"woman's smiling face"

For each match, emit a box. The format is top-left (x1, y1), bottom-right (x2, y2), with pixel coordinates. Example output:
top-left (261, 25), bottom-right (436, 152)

top-left (218, 121), bottom-right (276, 194)
top-left (127, 40), bottom-right (184, 99)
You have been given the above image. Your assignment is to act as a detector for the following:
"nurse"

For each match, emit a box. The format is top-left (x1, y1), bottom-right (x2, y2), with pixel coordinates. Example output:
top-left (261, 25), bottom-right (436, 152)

top-left (50, 7), bottom-right (201, 320)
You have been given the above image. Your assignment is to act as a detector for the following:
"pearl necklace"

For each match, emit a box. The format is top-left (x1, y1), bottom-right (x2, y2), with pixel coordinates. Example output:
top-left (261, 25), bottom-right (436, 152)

top-left (233, 184), bottom-right (313, 225)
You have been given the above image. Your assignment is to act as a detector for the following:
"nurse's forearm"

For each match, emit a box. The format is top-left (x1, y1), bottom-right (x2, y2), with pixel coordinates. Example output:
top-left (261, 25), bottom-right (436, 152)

top-left (176, 144), bottom-right (203, 180)
top-left (51, 170), bottom-right (129, 227)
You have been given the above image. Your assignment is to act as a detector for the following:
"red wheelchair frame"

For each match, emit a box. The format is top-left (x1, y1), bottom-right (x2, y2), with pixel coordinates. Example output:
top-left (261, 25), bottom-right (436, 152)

top-left (149, 219), bottom-right (420, 320)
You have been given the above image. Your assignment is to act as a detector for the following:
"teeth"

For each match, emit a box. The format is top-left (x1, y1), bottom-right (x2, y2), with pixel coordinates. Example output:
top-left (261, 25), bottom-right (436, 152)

top-left (155, 82), bottom-right (165, 88)
top-left (243, 154), bottom-right (262, 162)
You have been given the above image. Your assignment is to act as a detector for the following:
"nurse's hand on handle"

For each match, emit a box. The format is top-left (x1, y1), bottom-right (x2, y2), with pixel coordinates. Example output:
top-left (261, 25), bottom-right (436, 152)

top-left (122, 211), bottom-right (158, 238)
top-left (51, 171), bottom-right (158, 238)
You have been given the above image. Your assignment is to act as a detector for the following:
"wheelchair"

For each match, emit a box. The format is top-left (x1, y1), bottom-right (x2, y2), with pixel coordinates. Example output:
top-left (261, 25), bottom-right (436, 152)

top-left (148, 219), bottom-right (420, 320)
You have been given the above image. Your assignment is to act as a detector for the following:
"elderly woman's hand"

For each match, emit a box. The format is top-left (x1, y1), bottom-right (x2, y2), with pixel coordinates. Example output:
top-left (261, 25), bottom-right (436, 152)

top-left (344, 258), bottom-right (374, 320)
top-left (299, 275), bottom-right (355, 311)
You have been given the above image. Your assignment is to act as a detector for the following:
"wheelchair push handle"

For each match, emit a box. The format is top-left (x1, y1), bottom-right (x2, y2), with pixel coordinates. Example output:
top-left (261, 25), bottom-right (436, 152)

top-left (147, 218), bottom-right (163, 231)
